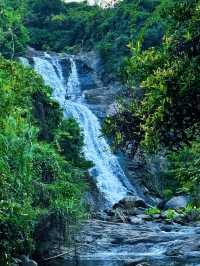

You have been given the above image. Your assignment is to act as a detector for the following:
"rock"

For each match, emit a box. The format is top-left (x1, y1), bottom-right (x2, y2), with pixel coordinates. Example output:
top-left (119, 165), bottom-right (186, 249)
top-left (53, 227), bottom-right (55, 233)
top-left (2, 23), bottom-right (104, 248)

top-left (133, 207), bottom-right (146, 216)
top-left (165, 196), bottom-right (189, 210)
top-left (157, 199), bottom-right (167, 210)
top-left (137, 214), bottom-right (151, 221)
top-left (24, 260), bottom-right (37, 266)
top-left (152, 214), bottom-right (161, 219)
top-left (95, 211), bottom-right (108, 220)
top-left (165, 244), bottom-right (184, 257)
top-left (111, 236), bottom-right (126, 244)
top-left (105, 208), bottom-right (115, 216)
top-left (128, 216), bottom-right (143, 224)
top-left (174, 214), bottom-right (186, 225)
top-left (114, 196), bottom-right (147, 210)
top-left (185, 209), bottom-right (200, 222)
top-left (19, 256), bottom-right (38, 266)
top-left (60, 58), bottom-right (71, 80)
top-left (11, 258), bottom-right (22, 266)
top-left (124, 259), bottom-right (149, 266)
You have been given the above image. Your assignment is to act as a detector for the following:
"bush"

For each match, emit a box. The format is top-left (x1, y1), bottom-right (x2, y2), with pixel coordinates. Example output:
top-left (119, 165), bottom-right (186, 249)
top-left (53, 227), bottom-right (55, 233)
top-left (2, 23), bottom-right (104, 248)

top-left (165, 138), bottom-right (200, 206)
top-left (0, 0), bottom-right (29, 58)
top-left (0, 57), bottom-right (88, 264)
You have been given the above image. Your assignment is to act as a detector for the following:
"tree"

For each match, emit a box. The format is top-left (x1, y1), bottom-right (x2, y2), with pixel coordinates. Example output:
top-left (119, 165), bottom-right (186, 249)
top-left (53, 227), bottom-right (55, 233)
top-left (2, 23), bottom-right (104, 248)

top-left (0, 0), bottom-right (29, 58)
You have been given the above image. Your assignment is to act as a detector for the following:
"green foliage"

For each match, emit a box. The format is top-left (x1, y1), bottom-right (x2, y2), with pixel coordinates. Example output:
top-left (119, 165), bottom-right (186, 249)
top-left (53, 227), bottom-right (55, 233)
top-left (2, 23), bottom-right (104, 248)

top-left (122, 0), bottom-right (200, 151)
top-left (0, 57), bottom-right (88, 264)
top-left (26, 0), bottom-right (162, 75)
top-left (103, 0), bottom-right (200, 207)
top-left (0, 0), bottom-right (29, 58)
top-left (182, 205), bottom-right (200, 221)
top-left (55, 118), bottom-right (93, 169)
top-left (145, 207), bottom-right (161, 215)
top-left (165, 138), bottom-right (200, 206)
top-left (32, 90), bottom-right (63, 141)
top-left (165, 209), bottom-right (177, 221)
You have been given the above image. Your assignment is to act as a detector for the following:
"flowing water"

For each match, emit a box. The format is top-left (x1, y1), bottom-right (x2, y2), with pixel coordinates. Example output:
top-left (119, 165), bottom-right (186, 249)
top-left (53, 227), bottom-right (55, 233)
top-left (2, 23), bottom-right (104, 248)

top-left (20, 52), bottom-right (200, 266)
top-left (32, 53), bottom-right (135, 206)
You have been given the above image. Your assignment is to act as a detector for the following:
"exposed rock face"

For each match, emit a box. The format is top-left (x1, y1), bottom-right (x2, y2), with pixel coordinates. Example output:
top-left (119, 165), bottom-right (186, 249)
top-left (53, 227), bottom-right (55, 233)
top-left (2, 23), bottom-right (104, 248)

top-left (33, 214), bottom-right (67, 261)
top-left (76, 51), bottom-right (124, 119)
top-left (165, 196), bottom-right (190, 210)
top-left (76, 59), bottom-right (96, 91)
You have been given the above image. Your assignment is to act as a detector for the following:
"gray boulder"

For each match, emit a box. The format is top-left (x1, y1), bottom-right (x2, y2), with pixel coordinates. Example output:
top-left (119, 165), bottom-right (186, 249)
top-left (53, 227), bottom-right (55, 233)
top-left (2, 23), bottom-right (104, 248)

top-left (114, 196), bottom-right (147, 209)
top-left (165, 196), bottom-right (189, 210)
top-left (128, 216), bottom-right (143, 224)
top-left (19, 256), bottom-right (38, 266)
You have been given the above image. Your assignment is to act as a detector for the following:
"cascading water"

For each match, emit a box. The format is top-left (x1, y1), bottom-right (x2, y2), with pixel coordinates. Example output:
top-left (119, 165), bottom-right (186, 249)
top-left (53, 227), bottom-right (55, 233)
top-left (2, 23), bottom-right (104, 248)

top-left (32, 53), bottom-right (135, 206)
top-left (20, 53), bottom-right (200, 266)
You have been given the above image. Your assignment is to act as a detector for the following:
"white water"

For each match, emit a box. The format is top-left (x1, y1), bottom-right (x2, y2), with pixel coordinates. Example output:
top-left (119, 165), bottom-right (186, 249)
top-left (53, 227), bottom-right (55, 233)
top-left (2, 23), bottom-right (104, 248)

top-left (32, 53), bottom-right (135, 206)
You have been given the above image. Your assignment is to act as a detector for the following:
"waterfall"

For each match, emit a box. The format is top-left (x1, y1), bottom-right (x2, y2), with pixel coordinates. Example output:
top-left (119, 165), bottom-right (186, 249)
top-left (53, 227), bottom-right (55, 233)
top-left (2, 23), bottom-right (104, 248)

top-left (32, 53), bottom-right (135, 206)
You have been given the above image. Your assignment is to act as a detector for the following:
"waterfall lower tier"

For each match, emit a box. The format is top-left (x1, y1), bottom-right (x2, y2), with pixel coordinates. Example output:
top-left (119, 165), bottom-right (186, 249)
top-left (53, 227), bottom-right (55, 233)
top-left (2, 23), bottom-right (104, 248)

top-left (32, 52), bottom-right (135, 206)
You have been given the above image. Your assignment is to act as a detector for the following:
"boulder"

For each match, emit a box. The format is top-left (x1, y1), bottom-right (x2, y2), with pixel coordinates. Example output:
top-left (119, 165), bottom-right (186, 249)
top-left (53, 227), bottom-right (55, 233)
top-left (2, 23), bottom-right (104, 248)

top-left (19, 256), bottom-right (38, 266)
top-left (114, 196), bottom-right (147, 210)
top-left (128, 216), bottom-right (143, 224)
top-left (152, 214), bottom-right (161, 219)
top-left (137, 214), bottom-right (151, 221)
top-left (11, 258), bottom-right (22, 266)
top-left (164, 196), bottom-right (189, 210)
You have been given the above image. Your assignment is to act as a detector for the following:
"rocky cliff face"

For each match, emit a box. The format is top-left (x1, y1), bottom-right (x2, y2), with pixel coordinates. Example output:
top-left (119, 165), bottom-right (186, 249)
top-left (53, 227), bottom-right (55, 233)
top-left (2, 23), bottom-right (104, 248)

top-left (77, 52), bottom-right (124, 119)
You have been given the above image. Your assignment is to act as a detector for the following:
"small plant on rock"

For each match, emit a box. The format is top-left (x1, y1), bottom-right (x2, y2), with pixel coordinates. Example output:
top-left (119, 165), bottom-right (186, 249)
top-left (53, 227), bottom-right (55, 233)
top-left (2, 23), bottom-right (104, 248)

top-left (145, 207), bottom-right (161, 216)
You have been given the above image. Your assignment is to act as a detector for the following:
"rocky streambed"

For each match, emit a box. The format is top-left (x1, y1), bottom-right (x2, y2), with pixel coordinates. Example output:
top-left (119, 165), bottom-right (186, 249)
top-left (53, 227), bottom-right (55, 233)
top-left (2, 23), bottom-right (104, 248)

top-left (43, 219), bottom-right (200, 266)
top-left (41, 197), bottom-right (200, 266)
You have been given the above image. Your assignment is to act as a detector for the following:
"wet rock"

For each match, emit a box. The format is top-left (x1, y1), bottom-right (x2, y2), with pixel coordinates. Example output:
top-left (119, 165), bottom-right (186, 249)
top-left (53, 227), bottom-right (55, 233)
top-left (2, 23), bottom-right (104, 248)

top-left (76, 59), bottom-right (97, 91)
top-left (165, 244), bottom-right (184, 257)
top-left (19, 256), bottom-right (38, 266)
top-left (23, 260), bottom-right (38, 266)
top-left (11, 258), bottom-right (22, 266)
top-left (165, 196), bottom-right (189, 210)
top-left (173, 214), bottom-right (186, 225)
top-left (152, 214), bottom-right (161, 219)
top-left (60, 58), bottom-right (71, 80)
top-left (114, 196), bottom-right (147, 210)
top-left (128, 216), bottom-right (143, 224)
top-left (123, 259), bottom-right (148, 265)
top-left (105, 208), bottom-right (115, 216)
top-left (58, 219), bottom-right (200, 265)
top-left (185, 209), bottom-right (200, 222)
top-left (33, 213), bottom-right (66, 259)
top-left (157, 199), bottom-right (167, 210)
top-left (136, 214), bottom-right (151, 221)
top-left (124, 208), bottom-right (139, 216)
top-left (111, 236), bottom-right (126, 244)
top-left (94, 211), bottom-right (109, 221)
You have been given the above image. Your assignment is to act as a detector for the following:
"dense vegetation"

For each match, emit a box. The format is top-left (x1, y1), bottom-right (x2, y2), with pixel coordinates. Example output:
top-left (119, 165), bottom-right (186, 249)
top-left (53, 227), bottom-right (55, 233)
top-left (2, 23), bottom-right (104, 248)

top-left (103, 0), bottom-right (200, 205)
top-left (0, 58), bottom-right (90, 265)
top-left (1, 0), bottom-right (200, 263)
top-left (26, 0), bottom-right (163, 75)
top-left (0, 1), bottom-right (90, 264)
top-left (0, 0), bottom-right (28, 58)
